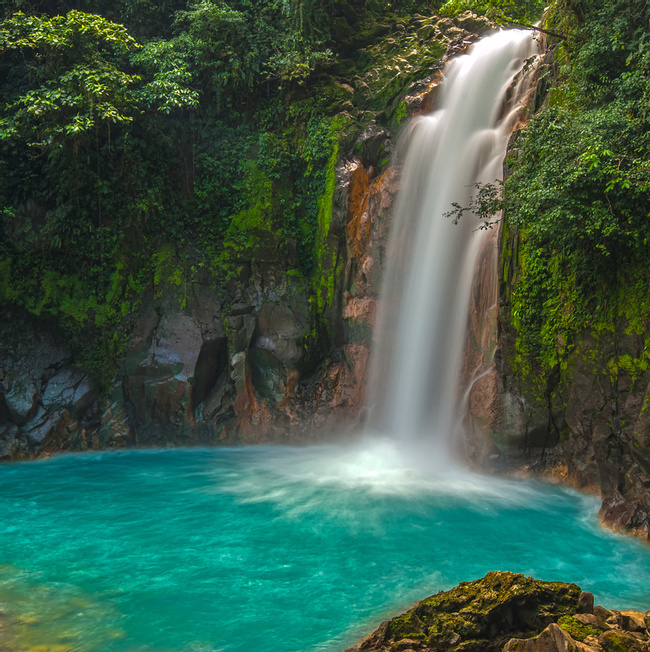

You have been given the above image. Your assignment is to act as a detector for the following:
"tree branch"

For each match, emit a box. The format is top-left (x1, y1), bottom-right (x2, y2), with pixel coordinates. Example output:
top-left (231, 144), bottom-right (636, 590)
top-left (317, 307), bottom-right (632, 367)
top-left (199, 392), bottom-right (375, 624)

top-left (505, 22), bottom-right (567, 41)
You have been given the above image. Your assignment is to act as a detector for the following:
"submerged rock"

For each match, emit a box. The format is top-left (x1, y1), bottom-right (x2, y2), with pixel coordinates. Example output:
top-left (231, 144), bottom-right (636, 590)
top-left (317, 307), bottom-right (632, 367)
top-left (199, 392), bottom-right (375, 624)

top-left (345, 571), bottom-right (649, 652)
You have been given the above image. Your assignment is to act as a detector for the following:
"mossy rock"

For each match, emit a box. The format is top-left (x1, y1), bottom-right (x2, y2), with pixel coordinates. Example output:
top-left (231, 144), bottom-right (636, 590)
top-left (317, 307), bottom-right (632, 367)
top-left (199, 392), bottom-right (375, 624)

top-left (557, 615), bottom-right (606, 642)
top-left (387, 611), bottom-right (427, 641)
top-left (352, 571), bottom-right (583, 652)
top-left (599, 629), bottom-right (645, 652)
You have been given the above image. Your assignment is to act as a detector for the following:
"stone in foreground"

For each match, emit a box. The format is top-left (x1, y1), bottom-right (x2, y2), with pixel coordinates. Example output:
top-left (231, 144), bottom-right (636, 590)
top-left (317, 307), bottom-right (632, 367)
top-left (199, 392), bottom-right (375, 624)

top-left (345, 571), bottom-right (649, 652)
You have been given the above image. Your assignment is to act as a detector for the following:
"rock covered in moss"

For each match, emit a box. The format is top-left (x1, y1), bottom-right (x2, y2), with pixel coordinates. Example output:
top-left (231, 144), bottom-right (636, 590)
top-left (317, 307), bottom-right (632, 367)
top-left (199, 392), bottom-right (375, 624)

top-left (347, 572), bottom-right (583, 652)
top-left (345, 571), bottom-right (650, 652)
top-left (505, 612), bottom-right (650, 652)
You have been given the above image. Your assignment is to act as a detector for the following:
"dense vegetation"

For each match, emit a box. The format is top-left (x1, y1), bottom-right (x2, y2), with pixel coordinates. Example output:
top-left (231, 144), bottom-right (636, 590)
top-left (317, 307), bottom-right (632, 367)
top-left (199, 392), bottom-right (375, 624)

top-left (500, 0), bottom-right (650, 387)
top-left (0, 0), bottom-right (543, 388)
top-left (0, 0), bottom-right (426, 384)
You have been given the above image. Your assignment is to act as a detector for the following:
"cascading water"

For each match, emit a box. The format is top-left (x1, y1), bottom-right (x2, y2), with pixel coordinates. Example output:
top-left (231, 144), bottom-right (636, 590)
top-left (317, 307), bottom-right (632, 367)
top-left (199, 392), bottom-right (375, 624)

top-left (367, 29), bottom-right (538, 463)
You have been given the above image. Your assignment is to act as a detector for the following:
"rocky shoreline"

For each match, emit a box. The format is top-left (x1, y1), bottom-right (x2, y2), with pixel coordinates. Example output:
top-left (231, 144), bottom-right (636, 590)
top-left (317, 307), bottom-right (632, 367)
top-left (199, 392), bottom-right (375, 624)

top-left (345, 571), bottom-right (650, 652)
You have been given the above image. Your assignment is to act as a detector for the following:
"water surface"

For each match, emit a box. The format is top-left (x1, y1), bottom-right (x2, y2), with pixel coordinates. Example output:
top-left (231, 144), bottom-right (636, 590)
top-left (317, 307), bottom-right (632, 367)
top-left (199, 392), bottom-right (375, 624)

top-left (1, 443), bottom-right (649, 652)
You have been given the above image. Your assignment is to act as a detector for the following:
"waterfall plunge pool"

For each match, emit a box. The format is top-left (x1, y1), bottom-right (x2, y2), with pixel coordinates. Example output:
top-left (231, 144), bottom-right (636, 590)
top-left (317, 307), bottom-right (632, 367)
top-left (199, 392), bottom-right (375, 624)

top-left (1, 442), bottom-right (650, 652)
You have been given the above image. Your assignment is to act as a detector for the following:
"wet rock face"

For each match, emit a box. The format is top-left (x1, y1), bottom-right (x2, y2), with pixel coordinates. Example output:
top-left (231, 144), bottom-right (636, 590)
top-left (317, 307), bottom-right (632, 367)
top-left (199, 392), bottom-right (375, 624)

top-left (343, 163), bottom-right (399, 344)
top-left (0, 274), bottom-right (364, 455)
top-left (117, 282), bottom-right (322, 445)
top-left (255, 302), bottom-right (308, 370)
top-left (0, 320), bottom-right (99, 459)
top-left (124, 312), bottom-right (204, 441)
top-left (346, 571), bottom-right (650, 652)
top-left (3, 371), bottom-right (38, 424)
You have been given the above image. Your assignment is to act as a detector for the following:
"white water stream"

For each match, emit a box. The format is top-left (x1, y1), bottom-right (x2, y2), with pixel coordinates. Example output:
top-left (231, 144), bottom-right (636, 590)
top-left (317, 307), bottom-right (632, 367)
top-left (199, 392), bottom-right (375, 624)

top-left (366, 29), bottom-right (538, 464)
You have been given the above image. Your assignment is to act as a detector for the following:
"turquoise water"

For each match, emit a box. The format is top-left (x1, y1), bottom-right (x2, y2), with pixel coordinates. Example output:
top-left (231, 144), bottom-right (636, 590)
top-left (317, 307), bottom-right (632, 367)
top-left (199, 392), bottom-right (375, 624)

top-left (1, 442), bottom-right (650, 652)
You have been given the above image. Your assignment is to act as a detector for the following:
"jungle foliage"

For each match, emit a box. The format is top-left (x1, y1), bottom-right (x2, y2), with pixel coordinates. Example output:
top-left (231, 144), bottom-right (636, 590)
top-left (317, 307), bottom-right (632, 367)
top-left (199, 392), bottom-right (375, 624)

top-left (0, 0), bottom-right (544, 387)
top-left (439, 0), bottom-right (542, 24)
top-left (500, 0), bottom-right (650, 381)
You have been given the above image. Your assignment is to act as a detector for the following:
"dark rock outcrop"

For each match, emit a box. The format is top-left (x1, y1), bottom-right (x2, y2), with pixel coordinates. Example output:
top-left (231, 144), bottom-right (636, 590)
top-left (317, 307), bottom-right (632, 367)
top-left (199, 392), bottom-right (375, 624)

top-left (0, 166), bottom-right (393, 457)
top-left (0, 320), bottom-right (100, 459)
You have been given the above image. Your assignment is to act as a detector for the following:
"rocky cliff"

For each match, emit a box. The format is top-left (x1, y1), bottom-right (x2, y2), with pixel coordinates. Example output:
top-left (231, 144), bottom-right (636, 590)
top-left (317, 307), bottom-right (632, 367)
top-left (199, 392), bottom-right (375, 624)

top-left (471, 236), bottom-right (650, 542)
top-left (462, 3), bottom-right (650, 543)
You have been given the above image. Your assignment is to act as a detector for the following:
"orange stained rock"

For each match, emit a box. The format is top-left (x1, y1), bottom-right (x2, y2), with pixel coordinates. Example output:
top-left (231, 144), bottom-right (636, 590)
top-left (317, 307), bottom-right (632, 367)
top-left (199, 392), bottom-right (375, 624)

top-left (345, 343), bottom-right (370, 388)
top-left (346, 164), bottom-right (397, 262)
top-left (342, 297), bottom-right (377, 328)
top-left (407, 70), bottom-right (444, 116)
top-left (346, 161), bottom-right (374, 259)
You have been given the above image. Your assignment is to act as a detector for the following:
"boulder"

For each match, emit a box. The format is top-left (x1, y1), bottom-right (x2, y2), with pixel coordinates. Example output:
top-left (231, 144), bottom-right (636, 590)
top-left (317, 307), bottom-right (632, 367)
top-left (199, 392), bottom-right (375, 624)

top-left (125, 312), bottom-right (203, 436)
top-left (25, 409), bottom-right (62, 448)
top-left (2, 372), bottom-right (38, 424)
top-left (41, 368), bottom-right (94, 417)
top-left (503, 623), bottom-right (592, 652)
top-left (255, 302), bottom-right (308, 369)
top-left (346, 573), bottom-right (650, 652)
top-left (578, 593), bottom-right (595, 614)
top-left (345, 571), bottom-right (583, 652)
top-left (620, 611), bottom-right (648, 633)
top-left (598, 629), bottom-right (645, 652)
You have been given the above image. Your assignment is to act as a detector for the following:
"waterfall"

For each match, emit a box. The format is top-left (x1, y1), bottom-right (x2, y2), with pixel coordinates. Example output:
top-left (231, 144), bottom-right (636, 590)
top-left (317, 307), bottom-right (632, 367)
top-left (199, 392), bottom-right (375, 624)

top-left (366, 29), bottom-right (539, 464)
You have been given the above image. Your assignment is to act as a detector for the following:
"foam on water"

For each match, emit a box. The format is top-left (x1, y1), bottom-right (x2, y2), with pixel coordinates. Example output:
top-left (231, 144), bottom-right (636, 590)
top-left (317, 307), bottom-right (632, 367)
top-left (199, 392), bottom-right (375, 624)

top-left (215, 437), bottom-right (550, 508)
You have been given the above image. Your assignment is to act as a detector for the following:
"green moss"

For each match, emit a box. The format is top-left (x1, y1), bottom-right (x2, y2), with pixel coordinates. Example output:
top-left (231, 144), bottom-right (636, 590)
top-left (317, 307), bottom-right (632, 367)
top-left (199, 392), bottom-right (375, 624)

top-left (154, 245), bottom-right (183, 289)
top-left (392, 100), bottom-right (409, 127)
top-left (502, 0), bottom-right (650, 396)
top-left (557, 616), bottom-right (603, 642)
top-left (387, 611), bottom-right (426, 640)
top-left (153, 244), bottom-right (188, 309)
top-left (314, 142), bottom-right (340, 314)
top-left (216, 161), bottom-right (286, 277)
top-left (376, 572), bottom-right (583, 652)
top-left (599, 630), bottom-right (643, 652)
